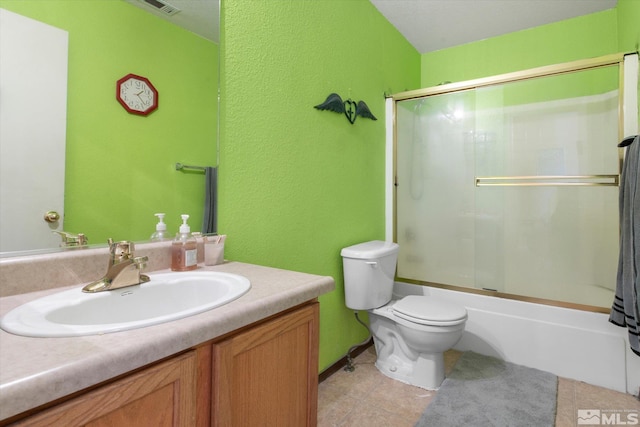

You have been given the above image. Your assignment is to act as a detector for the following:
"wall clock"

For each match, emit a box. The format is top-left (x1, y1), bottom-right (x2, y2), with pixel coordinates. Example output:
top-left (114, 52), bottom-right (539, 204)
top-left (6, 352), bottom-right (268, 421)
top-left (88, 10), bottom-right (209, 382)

top-left (116, 73), bottom-right (158, 116)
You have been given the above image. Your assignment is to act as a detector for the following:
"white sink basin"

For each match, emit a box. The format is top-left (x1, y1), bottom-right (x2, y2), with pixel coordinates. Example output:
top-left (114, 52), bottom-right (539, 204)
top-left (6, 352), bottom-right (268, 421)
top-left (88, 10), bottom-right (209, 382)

top-left (1, 271), bottom-right (251, 337)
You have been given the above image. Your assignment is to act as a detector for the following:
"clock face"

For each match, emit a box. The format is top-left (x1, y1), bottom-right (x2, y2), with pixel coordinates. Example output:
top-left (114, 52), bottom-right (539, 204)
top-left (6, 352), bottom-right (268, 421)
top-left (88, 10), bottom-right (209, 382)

top-left (116, 74), bottom-right (158, 116)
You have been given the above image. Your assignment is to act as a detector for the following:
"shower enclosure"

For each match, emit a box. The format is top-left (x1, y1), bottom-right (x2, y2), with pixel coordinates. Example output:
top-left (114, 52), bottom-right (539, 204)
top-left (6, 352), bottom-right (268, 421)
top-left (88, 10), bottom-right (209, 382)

top-left (393, 53), bottom-right (639, 310)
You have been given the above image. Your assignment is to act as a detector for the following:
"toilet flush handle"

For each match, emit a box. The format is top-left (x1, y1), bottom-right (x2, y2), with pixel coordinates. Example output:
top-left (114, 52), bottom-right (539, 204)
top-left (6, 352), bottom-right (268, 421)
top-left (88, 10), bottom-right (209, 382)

top-left (366, 261), bottom-right (378, 268)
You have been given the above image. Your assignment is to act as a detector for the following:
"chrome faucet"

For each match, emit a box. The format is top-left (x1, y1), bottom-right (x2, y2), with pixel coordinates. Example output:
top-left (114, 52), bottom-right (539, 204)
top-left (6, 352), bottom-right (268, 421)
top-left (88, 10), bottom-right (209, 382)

top-left (82, 239), bottom-right (150, 293)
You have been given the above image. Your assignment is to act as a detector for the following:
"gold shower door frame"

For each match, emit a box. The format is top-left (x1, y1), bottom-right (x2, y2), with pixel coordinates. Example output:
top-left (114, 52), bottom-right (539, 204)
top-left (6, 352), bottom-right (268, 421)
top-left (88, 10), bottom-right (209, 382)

top-left (391, 52), bottom-right (635, 313)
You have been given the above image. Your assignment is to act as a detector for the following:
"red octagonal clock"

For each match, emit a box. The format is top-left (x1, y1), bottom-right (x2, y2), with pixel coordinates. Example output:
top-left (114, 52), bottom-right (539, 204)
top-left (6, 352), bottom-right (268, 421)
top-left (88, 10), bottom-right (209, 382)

top-left (116, 73), bottom-right (158, 116)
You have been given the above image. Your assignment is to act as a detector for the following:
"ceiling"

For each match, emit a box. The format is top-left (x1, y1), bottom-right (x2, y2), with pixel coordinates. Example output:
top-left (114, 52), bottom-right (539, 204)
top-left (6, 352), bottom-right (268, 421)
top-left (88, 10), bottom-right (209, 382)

top-left (370, 0), bottom-right (617, 53)
top-left (124, 0), bottom-right (617, 54)
top-left (123, 0), bottom-right (220, 42)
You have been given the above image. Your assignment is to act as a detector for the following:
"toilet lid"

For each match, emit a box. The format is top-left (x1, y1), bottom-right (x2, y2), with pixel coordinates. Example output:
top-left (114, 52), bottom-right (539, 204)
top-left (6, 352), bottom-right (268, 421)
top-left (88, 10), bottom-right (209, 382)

top-left (392, 295), bottom-right (467, 326)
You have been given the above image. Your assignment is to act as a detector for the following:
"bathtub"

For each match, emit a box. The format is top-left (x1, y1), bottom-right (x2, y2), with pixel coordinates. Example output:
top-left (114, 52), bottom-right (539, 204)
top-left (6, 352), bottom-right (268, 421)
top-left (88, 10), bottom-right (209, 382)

top-left (393, 281), bottom-right (640, 395)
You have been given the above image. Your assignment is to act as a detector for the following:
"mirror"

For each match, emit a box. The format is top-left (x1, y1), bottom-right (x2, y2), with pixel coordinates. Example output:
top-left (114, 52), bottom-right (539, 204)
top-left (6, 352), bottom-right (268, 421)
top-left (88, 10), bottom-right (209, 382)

top-left (0, 0), bottom-right (219, 256)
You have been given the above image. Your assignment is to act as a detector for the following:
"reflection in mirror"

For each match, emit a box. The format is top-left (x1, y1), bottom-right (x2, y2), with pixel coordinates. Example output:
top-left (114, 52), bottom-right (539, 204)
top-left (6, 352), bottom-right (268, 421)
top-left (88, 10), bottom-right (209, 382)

top-left (0, 0), bottom-right (219, 257)
top-left (1, 8), bottom-right (69, 253)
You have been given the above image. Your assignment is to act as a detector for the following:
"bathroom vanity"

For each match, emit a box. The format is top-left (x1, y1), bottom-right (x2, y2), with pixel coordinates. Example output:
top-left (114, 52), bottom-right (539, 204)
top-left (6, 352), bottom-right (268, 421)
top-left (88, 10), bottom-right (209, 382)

top-left (0, 245), bottom-right (334, 426)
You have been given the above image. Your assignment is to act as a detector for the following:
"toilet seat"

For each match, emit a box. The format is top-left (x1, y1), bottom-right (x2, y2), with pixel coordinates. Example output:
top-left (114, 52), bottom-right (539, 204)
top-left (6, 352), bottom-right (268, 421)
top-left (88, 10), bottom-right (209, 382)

top-left (392, 295), bottom-right (467, 326)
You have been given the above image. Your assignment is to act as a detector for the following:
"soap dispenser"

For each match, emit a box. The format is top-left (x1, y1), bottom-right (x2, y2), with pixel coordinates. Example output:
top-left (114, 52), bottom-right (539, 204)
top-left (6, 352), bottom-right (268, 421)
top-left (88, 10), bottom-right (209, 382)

top-left (171, 214), bottom-right (197, 271)
top-left (150, 213), bottom-right (169, 241)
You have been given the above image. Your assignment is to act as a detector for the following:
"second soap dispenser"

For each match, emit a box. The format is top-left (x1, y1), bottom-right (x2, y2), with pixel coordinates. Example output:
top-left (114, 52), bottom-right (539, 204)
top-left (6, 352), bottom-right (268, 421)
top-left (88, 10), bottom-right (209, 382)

top-left (171, 214), bottom-right (197, 271)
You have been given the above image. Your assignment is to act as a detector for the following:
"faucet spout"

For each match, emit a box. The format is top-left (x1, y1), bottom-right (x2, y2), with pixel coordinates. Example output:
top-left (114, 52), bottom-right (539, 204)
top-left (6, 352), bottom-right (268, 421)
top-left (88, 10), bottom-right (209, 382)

top-left (82, 241), bottom-right (150, 293)
top-left (110, 256), bottom-right (149, 289)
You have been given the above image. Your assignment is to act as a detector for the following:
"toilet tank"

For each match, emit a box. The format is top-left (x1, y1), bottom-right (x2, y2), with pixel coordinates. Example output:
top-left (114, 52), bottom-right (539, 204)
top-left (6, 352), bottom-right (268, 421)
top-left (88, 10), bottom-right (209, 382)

top-left (341, 241), bottom-right (399, 310)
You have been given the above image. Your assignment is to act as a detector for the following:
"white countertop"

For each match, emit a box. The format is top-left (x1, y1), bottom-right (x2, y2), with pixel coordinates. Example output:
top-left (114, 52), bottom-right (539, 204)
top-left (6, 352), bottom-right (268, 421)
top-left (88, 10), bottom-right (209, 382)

top-left (0, 261), bottom-right (335, 421)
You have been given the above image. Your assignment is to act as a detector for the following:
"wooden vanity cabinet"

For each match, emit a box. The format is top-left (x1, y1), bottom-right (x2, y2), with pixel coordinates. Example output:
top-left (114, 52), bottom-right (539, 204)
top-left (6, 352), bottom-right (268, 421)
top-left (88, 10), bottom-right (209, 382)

top-left (7, 301), bottom-right (320, 427)
top-left (211, 302), bottom-right (319, 427)
top-left (11, 351), bottom-right (197, 427)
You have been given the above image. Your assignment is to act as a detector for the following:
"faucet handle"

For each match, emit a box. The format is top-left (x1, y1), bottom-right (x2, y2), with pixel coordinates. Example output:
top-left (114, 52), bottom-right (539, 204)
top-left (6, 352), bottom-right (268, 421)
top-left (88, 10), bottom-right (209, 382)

top-left (132, 256), bottom-right (148, 269)
top-left (109, 240), bottom-right (135, 264)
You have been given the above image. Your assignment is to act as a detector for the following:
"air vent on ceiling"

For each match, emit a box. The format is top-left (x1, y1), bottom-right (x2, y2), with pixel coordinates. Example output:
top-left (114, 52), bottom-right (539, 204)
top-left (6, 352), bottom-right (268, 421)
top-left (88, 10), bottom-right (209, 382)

top-left (139, 0), bottom-right (181, 16)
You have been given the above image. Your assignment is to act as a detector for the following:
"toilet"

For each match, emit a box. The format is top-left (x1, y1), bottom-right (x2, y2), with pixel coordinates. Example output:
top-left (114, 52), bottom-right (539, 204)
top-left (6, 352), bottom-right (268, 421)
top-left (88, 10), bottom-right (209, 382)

top-left (341, 240), bottom-right (467, 389)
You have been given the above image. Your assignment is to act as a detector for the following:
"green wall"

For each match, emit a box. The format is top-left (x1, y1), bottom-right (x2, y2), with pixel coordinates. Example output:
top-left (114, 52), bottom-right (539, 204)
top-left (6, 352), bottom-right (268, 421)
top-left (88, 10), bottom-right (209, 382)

top-left (420, 1), bottom-right (640, 127)
top-left (618, 0), bottom-right (640, 53)
top-left (421, 9), bottom-right (619, 87)
top-left (219, 0), bottom-right (419, 370)
top-left (0, 0), bottom-right (218, 244)
top-left (220, 0), bottom-right (639, 373)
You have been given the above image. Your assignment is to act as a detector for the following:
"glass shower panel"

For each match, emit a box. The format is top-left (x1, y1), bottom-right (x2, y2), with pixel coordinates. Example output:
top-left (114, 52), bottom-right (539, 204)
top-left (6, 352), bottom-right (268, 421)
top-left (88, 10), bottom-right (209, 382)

top-left (474, 68), bottom-right (619, 306)
top-left (476, 186), bottom-right (619, 305)
top-left (396, 91), bottom-right (476, 287)
top-left (396, 64), bottom-right (620, 308)
top-left (475, 68), bottom-right (619, 179)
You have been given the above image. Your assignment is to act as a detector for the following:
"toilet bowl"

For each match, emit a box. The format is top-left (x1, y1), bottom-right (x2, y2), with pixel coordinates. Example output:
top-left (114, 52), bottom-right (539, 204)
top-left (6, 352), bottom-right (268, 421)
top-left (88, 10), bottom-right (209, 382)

top-left (341, 241), bottom-right (468, 389)
top-left (369, 296), bottom-right (467, 389)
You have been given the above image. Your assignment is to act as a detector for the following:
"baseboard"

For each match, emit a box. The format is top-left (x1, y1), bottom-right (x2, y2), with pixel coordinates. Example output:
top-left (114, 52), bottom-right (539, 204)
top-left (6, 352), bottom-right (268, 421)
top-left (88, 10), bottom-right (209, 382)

top-left (318, 339), bottom-right (373, 383)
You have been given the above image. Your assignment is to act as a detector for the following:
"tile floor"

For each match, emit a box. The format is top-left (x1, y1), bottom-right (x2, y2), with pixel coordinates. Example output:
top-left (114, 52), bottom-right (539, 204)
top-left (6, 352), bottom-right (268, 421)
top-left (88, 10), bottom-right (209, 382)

top-left (318, 346), bottom-right (640, 426)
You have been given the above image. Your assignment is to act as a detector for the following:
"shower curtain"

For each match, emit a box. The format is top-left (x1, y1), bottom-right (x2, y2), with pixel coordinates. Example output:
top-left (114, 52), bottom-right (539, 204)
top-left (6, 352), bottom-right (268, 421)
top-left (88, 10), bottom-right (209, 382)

top-left (610, 135), bottom-right (640, 357)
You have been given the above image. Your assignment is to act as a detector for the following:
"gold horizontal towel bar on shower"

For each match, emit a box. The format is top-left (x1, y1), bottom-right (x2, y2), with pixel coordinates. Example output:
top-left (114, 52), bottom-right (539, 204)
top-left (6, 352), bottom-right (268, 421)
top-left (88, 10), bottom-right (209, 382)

top-left (475, 175), bottom-right (619, 187)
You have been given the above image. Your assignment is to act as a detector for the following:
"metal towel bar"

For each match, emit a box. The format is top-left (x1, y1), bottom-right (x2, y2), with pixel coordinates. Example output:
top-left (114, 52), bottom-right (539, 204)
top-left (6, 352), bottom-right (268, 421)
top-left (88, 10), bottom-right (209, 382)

top-left (475, 175), bottom-right (619, 187)
top-left (175, 162), bottom-right (208, 172)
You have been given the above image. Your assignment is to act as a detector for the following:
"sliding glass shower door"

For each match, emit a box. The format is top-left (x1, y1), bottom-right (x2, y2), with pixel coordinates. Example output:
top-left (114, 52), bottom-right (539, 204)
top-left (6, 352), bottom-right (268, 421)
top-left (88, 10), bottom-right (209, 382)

top-left (395, 58), bottom-right (627, 309)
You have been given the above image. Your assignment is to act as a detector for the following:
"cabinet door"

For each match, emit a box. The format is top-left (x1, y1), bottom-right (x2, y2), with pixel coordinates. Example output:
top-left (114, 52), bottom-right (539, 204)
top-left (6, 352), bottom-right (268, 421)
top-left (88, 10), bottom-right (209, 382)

top-left (14, 351), bottom-right (197, 427)
top-left (212, 302), bottom-right (319, 427)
